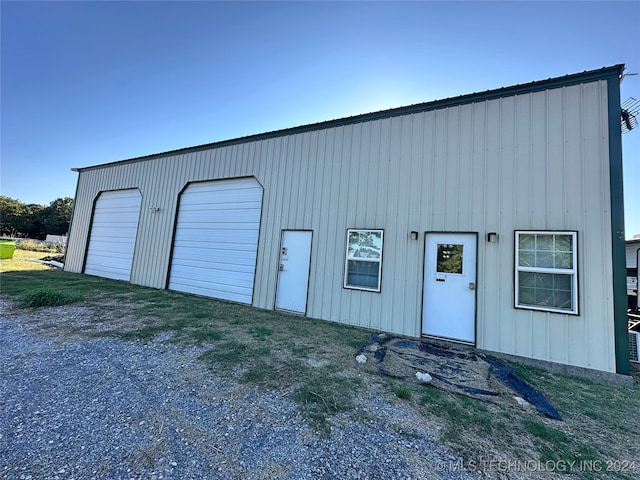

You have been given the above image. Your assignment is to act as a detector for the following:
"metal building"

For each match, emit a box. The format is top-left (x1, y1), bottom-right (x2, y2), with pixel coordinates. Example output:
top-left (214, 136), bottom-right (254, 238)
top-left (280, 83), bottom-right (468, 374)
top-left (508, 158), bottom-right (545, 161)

top-left (627, 238), bottom-right (640, 311)
top-left (65, 65), bottom-right (630, 377)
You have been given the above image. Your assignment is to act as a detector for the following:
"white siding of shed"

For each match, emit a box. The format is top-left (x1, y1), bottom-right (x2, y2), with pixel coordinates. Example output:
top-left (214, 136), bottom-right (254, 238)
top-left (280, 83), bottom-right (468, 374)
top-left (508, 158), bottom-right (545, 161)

top-left (65, 79), bottom-right (617, 372)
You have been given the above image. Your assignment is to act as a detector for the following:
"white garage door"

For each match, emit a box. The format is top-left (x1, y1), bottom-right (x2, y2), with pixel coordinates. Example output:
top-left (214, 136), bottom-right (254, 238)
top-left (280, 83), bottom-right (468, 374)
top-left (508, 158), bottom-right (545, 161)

top-left (168, 178), bottom-right (263, 304)
top-left (84, 189), bottom-right (142, 281)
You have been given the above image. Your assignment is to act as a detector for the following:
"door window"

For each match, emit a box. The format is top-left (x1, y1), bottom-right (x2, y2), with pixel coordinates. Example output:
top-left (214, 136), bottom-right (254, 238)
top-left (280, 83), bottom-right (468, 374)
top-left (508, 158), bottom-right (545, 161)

top-left (436, 244), bottom-right (463, 274)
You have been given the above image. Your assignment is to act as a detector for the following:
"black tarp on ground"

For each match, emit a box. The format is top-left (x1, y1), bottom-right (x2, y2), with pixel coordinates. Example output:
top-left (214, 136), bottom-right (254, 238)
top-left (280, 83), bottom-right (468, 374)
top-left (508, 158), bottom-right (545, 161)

top-left (357, 334), bottom-right (561, 420)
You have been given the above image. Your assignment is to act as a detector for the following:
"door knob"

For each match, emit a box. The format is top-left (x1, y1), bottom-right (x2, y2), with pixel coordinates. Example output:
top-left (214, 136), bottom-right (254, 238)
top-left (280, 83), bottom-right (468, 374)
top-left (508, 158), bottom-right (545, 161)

top-left (469, 282), bottom-right (475, 290)
top-left (279, 264), bottom-right (284, 272)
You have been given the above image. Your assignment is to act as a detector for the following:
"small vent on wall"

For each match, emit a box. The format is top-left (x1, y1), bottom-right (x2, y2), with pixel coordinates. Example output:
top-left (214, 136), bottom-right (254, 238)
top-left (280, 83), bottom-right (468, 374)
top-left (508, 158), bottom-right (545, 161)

top-left (621, 97), bottom-right (640, 133)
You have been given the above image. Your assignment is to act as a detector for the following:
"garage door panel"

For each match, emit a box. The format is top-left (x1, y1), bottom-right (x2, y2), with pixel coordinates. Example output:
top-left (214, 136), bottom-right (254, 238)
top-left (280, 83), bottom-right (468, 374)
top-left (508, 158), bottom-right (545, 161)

top-left (175, 213), bottom-right (261, 225)
top-left (168, 178), bottom-right (263, 304)
top-left (174, 223), bottom-right (260, 232)
top-left (91, 214), bottom-right (139, 223)
top-left (172, 242), bottom-right (258, 256)
top-left (183, 181), bottom-right (261, 194)
top-left (86, 243), bottom-right (137, 255)
top-left (181, 191), bottom-right (262, 205)
top-left (175, 206), bottom-right (260, 218)
top-left (176, 199), bottom-right (260, 209)
top-left (174, 229), bottom-right (260, 243)
top-left (85, 255), bottom-right (135, 274)
top-left (171, 255), bottom-right (256, 269)
top-left (84, 189), bottom-right (141, 282)
top-left (87, 227), bottom-right (138, 239)
top-left (178, 198), bottom-right (262, 208)
top-left (93, 201), bottom-right (140, 211)
top-left (169, 282), bottom-right (252, 304)
top-left (170, 266), bottom-right (255, 285)
top-left (171, 253), bottom-right (257, 269)
top-left (171, 273), bottom-right (253, 290)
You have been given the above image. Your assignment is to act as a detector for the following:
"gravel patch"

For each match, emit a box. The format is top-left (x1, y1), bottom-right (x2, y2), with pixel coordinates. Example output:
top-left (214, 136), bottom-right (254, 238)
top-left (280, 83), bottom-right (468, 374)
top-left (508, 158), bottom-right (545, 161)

top-left (0, 300), bottom-right (481, 480)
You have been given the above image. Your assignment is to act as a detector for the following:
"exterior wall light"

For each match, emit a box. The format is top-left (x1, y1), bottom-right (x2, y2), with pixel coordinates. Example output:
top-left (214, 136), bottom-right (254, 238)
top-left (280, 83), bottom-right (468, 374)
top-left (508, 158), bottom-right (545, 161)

top-left (487, 232), bottom-right (498, 243)
top-left (410, 231), bottom-right (419, 240)
top-left (149, 207), bottom-right (160, 214)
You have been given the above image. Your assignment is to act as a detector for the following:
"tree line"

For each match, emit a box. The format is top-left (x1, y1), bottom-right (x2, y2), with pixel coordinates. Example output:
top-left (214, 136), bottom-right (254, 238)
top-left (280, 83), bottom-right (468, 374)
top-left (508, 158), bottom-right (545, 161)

top-left (0, 196), bottom-right (73, 239)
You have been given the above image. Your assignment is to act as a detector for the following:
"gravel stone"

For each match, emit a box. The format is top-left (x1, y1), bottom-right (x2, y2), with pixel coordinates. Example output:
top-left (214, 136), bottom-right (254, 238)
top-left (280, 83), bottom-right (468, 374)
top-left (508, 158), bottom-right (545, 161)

top-left (0, 300), bottom-right (481, 480)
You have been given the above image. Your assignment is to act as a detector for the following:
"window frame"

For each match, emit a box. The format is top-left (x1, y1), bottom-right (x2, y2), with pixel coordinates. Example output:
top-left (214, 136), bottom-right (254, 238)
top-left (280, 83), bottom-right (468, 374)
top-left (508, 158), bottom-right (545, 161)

top-left (343, 228), bottom-right (384, 292)
top-left (514, 230), bottom-right (579, 315)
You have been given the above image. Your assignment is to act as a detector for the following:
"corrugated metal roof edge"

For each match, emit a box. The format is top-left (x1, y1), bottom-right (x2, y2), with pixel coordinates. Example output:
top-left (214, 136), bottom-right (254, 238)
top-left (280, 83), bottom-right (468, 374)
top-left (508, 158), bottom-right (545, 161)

top-left (72, 64), bottom-right (625, 172)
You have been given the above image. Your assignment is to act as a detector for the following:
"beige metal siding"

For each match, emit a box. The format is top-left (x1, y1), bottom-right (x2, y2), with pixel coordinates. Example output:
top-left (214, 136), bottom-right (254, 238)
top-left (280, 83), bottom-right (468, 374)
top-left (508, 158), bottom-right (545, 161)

top-left (66, 79), bottom-right (616, 372)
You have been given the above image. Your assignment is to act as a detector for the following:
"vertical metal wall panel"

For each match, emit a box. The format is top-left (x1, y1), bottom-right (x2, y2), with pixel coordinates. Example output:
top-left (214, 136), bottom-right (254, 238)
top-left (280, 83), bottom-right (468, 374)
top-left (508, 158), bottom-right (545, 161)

top-left (66, 77), bottom-right (618, 372)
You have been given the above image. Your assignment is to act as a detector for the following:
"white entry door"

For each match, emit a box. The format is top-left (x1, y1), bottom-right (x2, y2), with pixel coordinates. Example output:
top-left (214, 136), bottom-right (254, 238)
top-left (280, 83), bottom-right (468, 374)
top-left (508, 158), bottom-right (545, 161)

top-left (422, 233), bottom-right (477, 343)
top-left (275, 230), bottom-right (312, 314)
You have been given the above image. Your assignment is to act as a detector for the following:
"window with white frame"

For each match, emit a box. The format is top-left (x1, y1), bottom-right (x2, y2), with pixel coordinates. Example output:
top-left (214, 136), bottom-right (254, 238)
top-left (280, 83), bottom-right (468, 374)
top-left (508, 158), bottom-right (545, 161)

top-left (344, 229), bottom-right (383, 292)
top-left (515, 231), bottom-right (578, 314)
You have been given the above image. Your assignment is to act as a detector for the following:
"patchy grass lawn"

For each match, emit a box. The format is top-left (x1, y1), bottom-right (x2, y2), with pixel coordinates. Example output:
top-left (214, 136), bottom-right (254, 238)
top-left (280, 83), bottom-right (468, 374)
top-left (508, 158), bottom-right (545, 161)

top-left (1, 265), bottom-right (639, 479)
top-left (0, 248), bottom-right (54, 272)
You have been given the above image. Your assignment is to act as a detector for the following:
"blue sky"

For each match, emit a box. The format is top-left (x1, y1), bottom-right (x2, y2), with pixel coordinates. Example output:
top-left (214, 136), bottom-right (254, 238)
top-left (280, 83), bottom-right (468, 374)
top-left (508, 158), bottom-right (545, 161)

top-left (1, 1), bottom-right (639, 237)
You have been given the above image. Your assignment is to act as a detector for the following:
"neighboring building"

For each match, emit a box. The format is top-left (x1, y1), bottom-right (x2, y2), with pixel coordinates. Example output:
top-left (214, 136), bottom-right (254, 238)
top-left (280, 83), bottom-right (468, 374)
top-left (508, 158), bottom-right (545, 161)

top-left (45, 234), bottom-right (68, 245)
top-left (65, 65), bottom-right (630, 377)
top-left (627, 238), bottom-right (640, 311)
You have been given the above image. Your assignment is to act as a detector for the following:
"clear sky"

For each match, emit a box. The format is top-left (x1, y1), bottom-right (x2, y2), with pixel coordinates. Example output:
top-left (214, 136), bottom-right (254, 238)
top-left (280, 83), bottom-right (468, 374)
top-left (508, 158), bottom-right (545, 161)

top-left (1, 1), bottom-right (639, 237)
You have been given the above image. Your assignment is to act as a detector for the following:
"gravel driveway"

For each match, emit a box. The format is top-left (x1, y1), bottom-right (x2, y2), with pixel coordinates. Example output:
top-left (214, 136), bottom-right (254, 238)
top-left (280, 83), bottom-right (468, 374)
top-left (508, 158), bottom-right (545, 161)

top-left (0, 299), bottom-right (481, 480)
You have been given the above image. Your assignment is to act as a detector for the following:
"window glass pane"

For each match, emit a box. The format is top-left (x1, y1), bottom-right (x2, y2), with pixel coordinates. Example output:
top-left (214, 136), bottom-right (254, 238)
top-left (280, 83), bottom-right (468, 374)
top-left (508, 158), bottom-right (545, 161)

top-left (519, 286), bottom-right (536, 305)
top-left (534, 287), bottom-right (554, 306)
top-left (348, 231), bottom-right (382, 259)
top-left (536, 234), bottom-right (554, 251)
top-left (533, 272), bottom-right (553, 288)
top-left (554, 234), bottom-right (573, 252)
top-left (519, 271), bottom-right (535, 287)
top-left (552, 273), bottom-right (572, 291)
top-left (553, 290), bottom-right (573, 310)
top-left (554, 252), bottom-right (573, 268)
top-left (519, 234), bottom-right (536, 250)
top-left (436, 244), bottom-right (463, 274)
top-left (346, 260), bottom-right (379, 289)
top-left (535, 251), bottom-right (554, 268)
top-left (518, 250), bottom-right (535, 267)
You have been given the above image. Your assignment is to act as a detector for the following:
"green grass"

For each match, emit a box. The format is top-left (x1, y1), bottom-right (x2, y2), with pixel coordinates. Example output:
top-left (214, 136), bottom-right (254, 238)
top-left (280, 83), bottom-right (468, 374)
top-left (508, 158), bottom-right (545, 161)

top-left (394, 385), bottom-right (412, 400)
top-left (21, 287), bottom-right (82, 307)
top-left (1, 264), bottom-right (639, 478)
top-left (293, 375), bottom-right (363, 435)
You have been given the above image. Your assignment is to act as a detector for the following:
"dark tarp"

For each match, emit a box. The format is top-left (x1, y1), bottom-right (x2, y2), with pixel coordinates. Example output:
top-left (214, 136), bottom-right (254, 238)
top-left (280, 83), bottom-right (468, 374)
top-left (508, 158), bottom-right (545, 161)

top-left (357, 334), bottom-right (561, 420)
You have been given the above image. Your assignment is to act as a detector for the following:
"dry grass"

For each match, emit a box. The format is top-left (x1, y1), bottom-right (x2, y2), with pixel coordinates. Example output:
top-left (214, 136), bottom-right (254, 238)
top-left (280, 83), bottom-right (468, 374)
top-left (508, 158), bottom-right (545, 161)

top-left (0, 249), bottom-right (54, 273)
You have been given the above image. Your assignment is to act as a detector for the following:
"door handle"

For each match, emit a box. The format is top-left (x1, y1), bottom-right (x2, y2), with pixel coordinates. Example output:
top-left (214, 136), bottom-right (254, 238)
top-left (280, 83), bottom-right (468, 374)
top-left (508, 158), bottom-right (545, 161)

top-left (469, 282), bottom-right (475, 290)
top-left (279, 264), bottom-right (284, 272)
